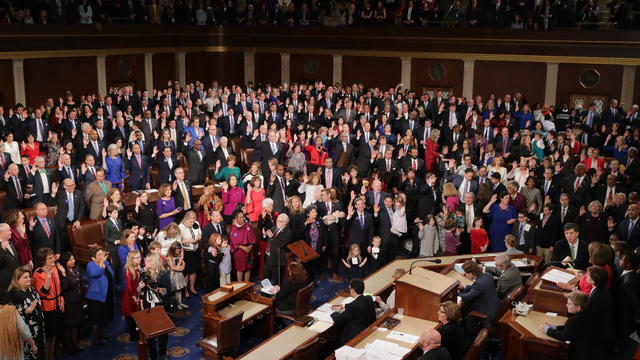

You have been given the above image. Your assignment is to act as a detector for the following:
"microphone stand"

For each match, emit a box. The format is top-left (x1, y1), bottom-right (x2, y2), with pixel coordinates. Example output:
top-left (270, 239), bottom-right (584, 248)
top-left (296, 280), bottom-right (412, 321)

top-left (409, 258), bottom-right (442, 274)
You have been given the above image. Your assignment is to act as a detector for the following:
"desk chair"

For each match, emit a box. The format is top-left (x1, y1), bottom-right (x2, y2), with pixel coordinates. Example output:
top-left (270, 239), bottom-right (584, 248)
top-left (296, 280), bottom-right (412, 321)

top-left (463, 328), bottom-right (489, 360)
top-left (275, 282), bottom-right (313, 322)
top-left (197, 311), bottom-right (244, 360)
top-left (68, 219), bottom-right (105, 264)
top-left (292, 337), bottom-right (321, 360)
top-left (240, 148), bottom-right (254, 171)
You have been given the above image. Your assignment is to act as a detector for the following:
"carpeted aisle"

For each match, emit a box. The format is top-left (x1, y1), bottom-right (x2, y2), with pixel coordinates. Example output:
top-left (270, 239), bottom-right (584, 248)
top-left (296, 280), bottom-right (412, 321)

top-left (58, 276), bottom-right (347, 360)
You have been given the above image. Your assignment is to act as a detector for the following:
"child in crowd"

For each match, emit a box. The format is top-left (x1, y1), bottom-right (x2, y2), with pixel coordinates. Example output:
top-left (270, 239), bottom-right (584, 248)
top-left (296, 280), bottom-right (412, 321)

top-left (218, 235), bottom-right (232, 286)
top-left (443, 219), bottom-right (461, 255)
top-left (205, 234), bottom-right (224, 292)
top-left (470, 218), bottom-right (489, 254)
top-left (343, 244), bottom-right (368, 280)
top-left (167, 242), bottom-right (188, 309)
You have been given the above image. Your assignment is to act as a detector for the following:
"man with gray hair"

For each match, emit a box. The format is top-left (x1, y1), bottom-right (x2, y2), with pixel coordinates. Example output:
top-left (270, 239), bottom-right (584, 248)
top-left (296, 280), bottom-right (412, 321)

top-left (484, 254), bottom-right (522, 299)
top-left (265, 213), bottom-right (292, 285)
top-left (0, 223), bottom-right (19, 290)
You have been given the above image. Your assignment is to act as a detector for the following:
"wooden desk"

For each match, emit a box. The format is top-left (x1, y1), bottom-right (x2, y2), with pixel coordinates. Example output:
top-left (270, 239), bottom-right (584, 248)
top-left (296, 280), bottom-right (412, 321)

top-left (352, 315), bottom-right (438, 350)
top-left (395, 267), bottom-right (458, 321)
top-left (524, 267), bottom-right (579, 315)
top-left (499, 310), bottom-right (569, 360)
top-left (202, 282), bottom-right (274, 339)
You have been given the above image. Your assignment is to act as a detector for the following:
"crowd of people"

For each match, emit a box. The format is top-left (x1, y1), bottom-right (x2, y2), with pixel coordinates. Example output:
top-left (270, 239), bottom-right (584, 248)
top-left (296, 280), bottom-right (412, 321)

top-left (1, 0), bottom-right (637, 28)
top-left (0, 77), bottom-right (639, 359)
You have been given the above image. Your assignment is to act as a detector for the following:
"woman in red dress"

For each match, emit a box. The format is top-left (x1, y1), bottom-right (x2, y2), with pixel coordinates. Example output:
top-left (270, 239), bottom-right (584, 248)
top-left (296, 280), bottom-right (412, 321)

top-left (7, 210), bottom-right (32, 268)
top-left (20, 133), bottom-right (41, 165)
top-left (121, 250), bottom-right (142, 342)
top-left (245, 176), bottom-right (267, 223)
top-left (424, 129), bottom-right (443, 172)
top-left (305, 135), bottom-right (328, 172)
top-left (230, 210), bottom-right (257, 282)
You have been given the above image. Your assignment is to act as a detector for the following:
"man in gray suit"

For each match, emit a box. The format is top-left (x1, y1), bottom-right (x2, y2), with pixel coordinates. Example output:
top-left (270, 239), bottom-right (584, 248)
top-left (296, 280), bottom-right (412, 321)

top-left (484, 254), bottom-right (522, 298)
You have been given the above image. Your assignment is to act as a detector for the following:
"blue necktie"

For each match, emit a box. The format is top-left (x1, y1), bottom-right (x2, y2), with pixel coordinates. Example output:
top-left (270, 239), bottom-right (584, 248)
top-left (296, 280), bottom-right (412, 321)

top-left (67, 192), bottom-right (74, 222)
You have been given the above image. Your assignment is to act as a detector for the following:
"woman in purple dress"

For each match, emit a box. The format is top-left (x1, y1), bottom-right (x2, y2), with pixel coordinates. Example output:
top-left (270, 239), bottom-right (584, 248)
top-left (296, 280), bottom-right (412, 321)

top-left (482, 192), bottom-right (517, 252)
top-left (156, 183), bottom-right (180, 230)
top-left (229, 210), bottom-right (256, 282)
top-left (221, 174), bottom-right (245, 224)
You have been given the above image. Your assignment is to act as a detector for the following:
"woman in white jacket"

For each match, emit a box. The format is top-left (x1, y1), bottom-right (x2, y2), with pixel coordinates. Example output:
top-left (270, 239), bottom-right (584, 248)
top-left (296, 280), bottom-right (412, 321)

top-left (390, 196), bottom-right (407, 237)
top-left (78, 0), bottom-right (93, 24)
top-left (298, 172), bottom-right (324, 209)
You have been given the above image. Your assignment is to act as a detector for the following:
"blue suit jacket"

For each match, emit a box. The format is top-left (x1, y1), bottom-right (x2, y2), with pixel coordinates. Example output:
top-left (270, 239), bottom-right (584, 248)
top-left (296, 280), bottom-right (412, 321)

top-left (617, 218), bottom-right (640, 250)
top-left (460, 272), bottom-right (499, 321)
top-left (86, 260), bottom-right (114, 303)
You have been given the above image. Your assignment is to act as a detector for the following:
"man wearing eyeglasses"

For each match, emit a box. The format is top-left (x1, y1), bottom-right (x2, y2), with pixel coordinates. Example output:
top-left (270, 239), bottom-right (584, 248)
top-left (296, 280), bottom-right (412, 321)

top-left (50, 178), bottom-right (85, 252)
top-left (483, 254), bottom-right (522, 299)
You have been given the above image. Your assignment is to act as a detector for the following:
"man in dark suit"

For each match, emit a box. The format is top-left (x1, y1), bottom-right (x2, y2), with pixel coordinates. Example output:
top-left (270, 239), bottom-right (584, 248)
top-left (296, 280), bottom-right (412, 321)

top-left (49, 179), bottom-right (84, 252)
top-left (316, 189), bottom-right (344, 282)
top-left (601, 99), bottom-right (624, 127)
top-left (28, 156), bottom-right (54, 206)
top-left (551, 223), bottom-right (590, 270)
top-left (616, 204), bottom-right (640, 249)
top-left (612, 253), bottom-right (640, 358)
top-left (330, 132), bottom-right (354, 172)
top-left (540, 167), bottom-right (561, 202)
top-left (201, 211), bottom-right (228, 250)
top-left (28, 202), bottom-right (60, 258)
top-left (320, 158), bottom-right (341, 190)
top-left (557, 193), bottom-right (579, 227)
top-left (0, 164), bottom-right (28, 210)
top-left (0, 223), bottom-right (20, 290)
top-left (489, 173), bottom-right (507, 195)
top-left (185, 139), bottom-right (207, 185)
top-left (417, 329), bottom-right (451, 360)
top-left (401, 148), bottom-right (425, 178)
top-left (459, 260), bottom-right (499, 328)
top-left (563, 164), bottom-right (590, 207)
top-left (172, 168), bottom-right (192, 221)
top-left (80, 154), bottom-right (101, 186)
top-left (266, 164), bottom-right (288, 214)
top-left (220, 108), bottom-right (240, 137)
top-left (128, 130), bottom-right (150, 156)
top-left (584, 266), bottom-right (613, 348)
top-left (401, 0), bottom-right (419, 25)
top-left (374, 195), bottom-right (396, 261)
top-left (54, 153), bottom-right (80, 184)
top-left (60, 109), bottom-right (81, 141)
top-left (448, 168), bottom-right (479, 198)
top-left (494, 127), bottom-right (514, 160)
top-left (582, 103), bottom-right (602, 133)
top-left (139, 111), bottom-right (159, 143)
top-left (152, 146), bottom-right (179, 185)
top-left (375, 148), bottom-right (398, 189)
top-left (330, 279), bottom-right (376, 346)
top-left (260, 132), bottom-right (284, 175)
top-left (25, 108), bottom-right (50, 144)
top-left (82, 129), bottom-right (105, 167)
top-left (266, 214), bottom-right (292, 285)
top-left (125, 142), bottom-right (151, 191)
top-left (356, 136), bottom-right (376, 178)
top-left (365, 180), bottom-right (388, 211)
top-left (346, 197), bottom-right (374, 249)
top-left (512, 211), bottom-right (536, 254)
top-left (621, 147), bottom-right (640, 190)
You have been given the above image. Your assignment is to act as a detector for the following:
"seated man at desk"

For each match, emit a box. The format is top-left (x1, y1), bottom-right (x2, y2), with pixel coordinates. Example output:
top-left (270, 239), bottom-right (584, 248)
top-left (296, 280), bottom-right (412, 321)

top-left (330, 278), bottom-right (376, 347)
top-left (374, 268), bottom-right (407, 315)
top-left (458, 260), bottom-right (499, 334)
top-left (273, 262), bottom-right (309, 316)
top-left (539, 291), bottom-right (602, 360)
top-left (418, 328), bottom-right (451, 360)
top-left (483, 254), bottom-right (522, 298)
top-left (550, 223), bottom-right (589, 270)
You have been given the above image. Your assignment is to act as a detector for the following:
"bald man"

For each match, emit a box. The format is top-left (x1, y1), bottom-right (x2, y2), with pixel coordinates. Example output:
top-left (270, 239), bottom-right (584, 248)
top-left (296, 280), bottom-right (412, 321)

top-left (418, 328), bottom-right (451, 360)
top-left (265, 214), bottom-right (292, 285)
top-left (1, 163), bottom-right (29, 210)
top-left (0, 223), bottom-right (19, 290)
top-left (50, 178), bottom-right (85, 252)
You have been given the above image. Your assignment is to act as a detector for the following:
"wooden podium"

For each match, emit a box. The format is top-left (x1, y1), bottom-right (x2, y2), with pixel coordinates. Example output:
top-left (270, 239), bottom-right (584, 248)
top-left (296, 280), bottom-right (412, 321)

top-left (394, 267), bottom-right (458, 321)
top-left (524, 266), bottom-right (578, 315)
top-left (132, 306), bottom-right (177, 360)
top-left (287, 240), bottom-right (319, 263)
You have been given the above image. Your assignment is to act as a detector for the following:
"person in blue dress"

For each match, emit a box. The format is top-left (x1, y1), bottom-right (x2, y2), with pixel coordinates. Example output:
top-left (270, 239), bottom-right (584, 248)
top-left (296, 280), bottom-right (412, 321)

top-left (482, 192), bottom-right (517, 252)
top-left (184, 116), bottom-right (204, 148)
top-left (103, 144), bottom-right (126, 189)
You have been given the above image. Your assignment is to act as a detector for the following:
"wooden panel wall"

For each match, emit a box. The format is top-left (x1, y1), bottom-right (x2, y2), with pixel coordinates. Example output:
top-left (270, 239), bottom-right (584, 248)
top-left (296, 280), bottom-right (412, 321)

top-left (106, 54), bottom-right (145, 90)
top-left (556, 64), bottom-right (623, 106)
top-left (633, 65), bottom-right (640, 105)
top-left (185, 52), bottom-right (244, 86)
top-left (473, 61), bottom-right (546, 105)
top-left (290, 54), bottom-right (333, 85)
top-left (255, 53), bottom-right (281, 86)
top-left (24, 57), bottom-right (97, 107)
top-left (0, 60), bottom-right (15, 107)
top-left (153, 53), bottom-right (176, 90)
top-left (411, 59), bottom-right (464, 95)
top-left (342, 56), bottom-right (401, 89)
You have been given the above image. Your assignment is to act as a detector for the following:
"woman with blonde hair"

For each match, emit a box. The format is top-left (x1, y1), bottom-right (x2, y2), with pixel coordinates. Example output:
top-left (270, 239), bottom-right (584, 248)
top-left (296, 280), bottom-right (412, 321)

top-left (488, 156), bottom-right (508, 184)
top-left (179, 210), bottom-right (201, 296)
top-left (442, 182), bottom-right (460, 212)
top-left (298, 172), bottom-right (324, 208)
top-left (155, 222), bottom-right (182, 257)
top-left (245, 176), bottom-right (267, 222)
top-left (0, 304), bottom-right (37, 360)
top-left (121, 250), bottom-right (142, 342)
top-left (7, 267), bottom-right (45, 359)
top-left (103, 143), bottom-right (126, 189)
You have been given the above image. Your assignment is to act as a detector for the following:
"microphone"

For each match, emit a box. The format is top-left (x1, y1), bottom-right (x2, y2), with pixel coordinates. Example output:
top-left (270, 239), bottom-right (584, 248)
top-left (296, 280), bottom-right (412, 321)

top-left (409, 258), bottom-right (442, 274)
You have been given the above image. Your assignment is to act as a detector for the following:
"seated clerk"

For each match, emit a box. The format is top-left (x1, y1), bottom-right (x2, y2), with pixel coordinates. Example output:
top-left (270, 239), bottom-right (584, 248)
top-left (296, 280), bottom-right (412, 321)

top-left (374, 268), bottom-right (407, 315)
top-left (272, 262), bottom-right (309, 316)
top-left (436, 301), bottom-right (464, 360)
top-left (458, 260), bottom-right (499, 331)
top-left (539, 291), bottom-right (602, 360)
top-left (330, 278), bottom-right (376, 347)
top-left (550, 222), bottom-right (589, 270)
top-left (483, 253), bottom-right (522, 299)
top-left (417, 328), bottom-right (451, 360)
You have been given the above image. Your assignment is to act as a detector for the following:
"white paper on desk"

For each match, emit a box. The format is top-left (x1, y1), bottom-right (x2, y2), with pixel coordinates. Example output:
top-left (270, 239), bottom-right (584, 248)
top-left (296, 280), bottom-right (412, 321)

top-left (365, 339), bottom-right (410, 360)
top-left (310, 310), bottom-right (334, 324)
top-left (259, 279), bottom-right (276, 294)
top-left (335, 346), bottom-right (367, 360)
top-left (316, 303), bottom-right (334, 313)
top-left (541, 269), bottom-right (575, 284)
top-left (308, 320), bottom-right (333, 333)
top-left (386, 331), bottom-right (420, 344)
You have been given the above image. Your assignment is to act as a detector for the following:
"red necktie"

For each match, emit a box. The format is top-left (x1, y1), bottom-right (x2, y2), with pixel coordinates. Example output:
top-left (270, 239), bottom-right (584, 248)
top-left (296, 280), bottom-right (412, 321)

top-left (574, 178), bottom-right (581, 193)
top-left (413, 160), bottom-right (417, 170)
top-left (42, 219), bottom-right (50, 238)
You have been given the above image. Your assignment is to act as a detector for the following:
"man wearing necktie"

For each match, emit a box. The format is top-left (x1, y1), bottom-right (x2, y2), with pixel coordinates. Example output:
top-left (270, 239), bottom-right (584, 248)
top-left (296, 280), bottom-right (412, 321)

top-left (346, 198), bottom-right (373, 249)
top-left (186, 140), bottom-right (207, 185)
top-left (28, 156), bottom-right (53, 206)
top-left (551, 223), bottom-right (588, 270)
top-left (1, 164), bottom-right (28, 210)
top-left (265, 214), bottom-right (292, 285)
top-left (27, 202), bottom-right (61, 259)
top-left (172, 168), bottom-right (192, 222)
top-left (84, 168), bottom-right (112, 219)
top-left (125, 143), bottom-right (150, 191)
top-left (51, 179), bottom-right (84, 252)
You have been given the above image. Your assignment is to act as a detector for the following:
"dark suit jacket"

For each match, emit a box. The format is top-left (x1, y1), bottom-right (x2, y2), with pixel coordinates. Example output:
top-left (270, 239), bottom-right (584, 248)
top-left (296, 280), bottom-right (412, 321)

top-left (52, 190), bottom-right (85, 227)
top-left (437, 322), bottom-right (464, 360)
top-left (551, 239), bottom-right (589, 270)
top-left (512, 221), bottom-right (536, 254)
top-left (330, 295), bottom-right (376, 346)
top-left (613, 270), bottom-right (640, 338)
top-left (266, 176), bottom-right (288, 214)
top-left (186, 148), bottom-right (207, 184)
top-left (616, 218), bottom-right (640, 249)
top-left (401, 157), bottom-right (425, 178)
top-left (55, 165), bottom-right (80, 184)
top-left (330, 140), bottom-right (354, 169)
top-left (586, 286), bottom-right (613, 343)
top-left (320, 167), bottom-right (341, 189)
top-left (347, 212), bottom-right (374, 248)
top-left (546, 310), bottom-right (602, 360)
top-left (28, 169), bottom-right (53, 203)
top-left (201, 222), bottom-right (228, 250)
top-left (563, 175), bottom-right (590, 207)
top-left (0, 152), bottom-right (12, 173)
top-left (126, 154), bottom-right (151, 190)
top-left (172, 180), bottom-right (192, 211)
top-left (103, 218), bottom-right (123, 247)
top-left (0, 175), bottom-right (27, 210)
top-left (459, 272), bottom-right (499, 322)
top-left (153, 156), bottom-right (179, 185)
top-left (28, 217), bottom-right (60, 256)
top-left (0, 242), bottom-right (20, 291)
top-left (419, 347), bottom-right (452, 360)
top-left (267, 227), bottom-right (292, 267)
top-left (260, 142), bottom-right (284, 174)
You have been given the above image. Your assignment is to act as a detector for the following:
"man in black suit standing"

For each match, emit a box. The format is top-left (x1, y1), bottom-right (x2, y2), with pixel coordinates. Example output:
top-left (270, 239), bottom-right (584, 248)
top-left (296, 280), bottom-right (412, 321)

top-left (373, 195), bottom-right (396, 262)
top-left (622, 147), bottom-right (640, 192)
top-left (563, 164), bottom-right (590, 208)
top-left (80, 154), bottom-right (101, 186)
top-left (265, 214), bottom-right (292, 285)
top-left (489, 173), bottom-right (507, 195)
top-left (494, 127), bottom-right (514, 160)
top-left (616, 204), bottom-right (640, 249)
top-left (0, 164), bottom-right (28, 210)
top-left (60, 109), bottom-right (81, 142)
top-left (0, 223), bottom-right (20, 290)
top-left (25, 108), bottom-right (49, 144)
top-left (49, 179), bottom-right (84, 252)
top-left (55, 153), bottom-right (79, 184)
top-left (172, 167), bottom-right (192, 222)
top-left (152, 146), bottom-right (179, 185)
top-left (557, 193), bottom-right (579, 227)
top-left (186, 139), bottom-right (207, 185)
top-left (551, 223), bottom-right (589, 270)
top-left (612, 253), bottom-right (640, 359)
top-left (201, 211), bottom-right (228, 250)
top-left (540, 167), bottom-right (560, 202)
top-left (316, 189), bottom-right (344, 282)
top-left (28, 202), bottom-right (60, 259)
top-left (330, 279), bottom-right (376, 346)
top-left (260, 132), bottom-right (284, 175)
top-left (401, 148), bottom-right (425, 179)
top-left (330, 132), bottom-right (354, 173)
top-left (125, 142), bottom-right (151, 191)
top-left (28, 156), bottom-right (54, 206)
top-left (221, 108), bottom-right (240, 138)
top-left (346, 197), bottom-right (374, 249)
top-left (375, 148), bottom-right (398, 190)
top-left (266, 164), bottom-right (288, 214)
top-left (320, 158), bottom-right (341, 190)
top-left (82, 129), bottom-right (104, 167)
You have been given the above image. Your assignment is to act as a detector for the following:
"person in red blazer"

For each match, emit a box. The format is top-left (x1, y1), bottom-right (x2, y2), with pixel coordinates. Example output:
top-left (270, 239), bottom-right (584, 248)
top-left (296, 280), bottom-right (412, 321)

top-left (424, 129), bottom-right (443, 172)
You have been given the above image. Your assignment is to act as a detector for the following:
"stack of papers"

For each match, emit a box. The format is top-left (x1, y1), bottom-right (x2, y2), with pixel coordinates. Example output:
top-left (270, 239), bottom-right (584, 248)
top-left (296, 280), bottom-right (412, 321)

top-left (309, 302), bottom-right (336, 323)
top-left (335, 346), bottom-right (367, 360)
top-left (483, 259), bottom-right (528, 268)
top-left (364, 340), bottom-right (411, 360)
top-left (386, 331), bottom-right (420, 345)
top-left (541, 269), bottom-right (575, 284)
